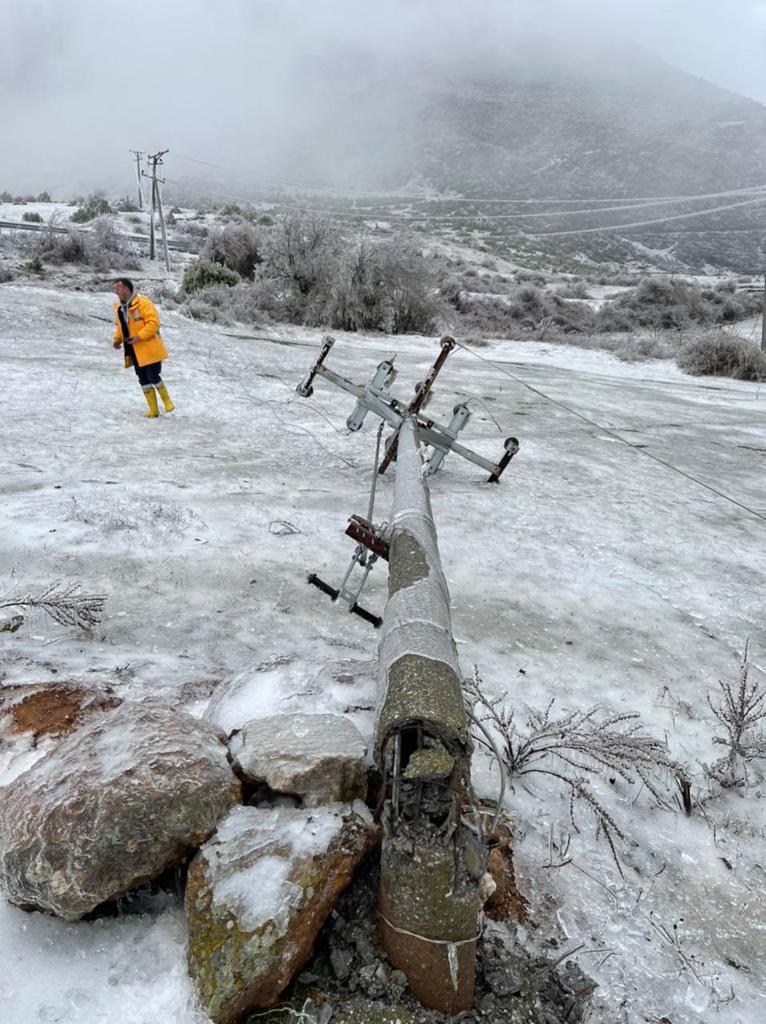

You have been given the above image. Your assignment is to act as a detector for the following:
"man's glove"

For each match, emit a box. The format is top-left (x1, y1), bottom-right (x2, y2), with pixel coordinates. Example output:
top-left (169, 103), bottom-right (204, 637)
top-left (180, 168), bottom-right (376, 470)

top-left (113, 340), bottom-right (123, 349)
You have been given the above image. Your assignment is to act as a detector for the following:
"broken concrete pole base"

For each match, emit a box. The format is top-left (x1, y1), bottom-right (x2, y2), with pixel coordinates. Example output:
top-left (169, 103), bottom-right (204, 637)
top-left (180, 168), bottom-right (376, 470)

top-left (186, 801), bottom-right (379, 1024)
top-left (378, 825), bottom-right (485, 1015)
top-left (0, 703), bottom-right (241, 920)
top-left (229, 713), bottom-right (367, 807)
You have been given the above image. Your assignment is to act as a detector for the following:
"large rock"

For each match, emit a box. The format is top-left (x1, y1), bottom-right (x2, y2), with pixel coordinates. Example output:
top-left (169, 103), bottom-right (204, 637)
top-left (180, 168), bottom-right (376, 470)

top-left (230, 713), bottom-right (367, 806)
top-left (204, 658), bottom-right (377, 750)
top-left (0, 682), bottom-right (121, 787)
top-left (186, 802), bottom-right (378, 1024)
top-left (0, 703), bottom-right (241, 920)
top-left (1, 682), bottom-right (120, 741)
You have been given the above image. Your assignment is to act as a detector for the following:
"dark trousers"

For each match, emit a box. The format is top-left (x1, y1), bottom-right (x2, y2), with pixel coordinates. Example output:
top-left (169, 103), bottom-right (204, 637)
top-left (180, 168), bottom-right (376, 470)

top-left (125, 342), bottom-right (162, 387)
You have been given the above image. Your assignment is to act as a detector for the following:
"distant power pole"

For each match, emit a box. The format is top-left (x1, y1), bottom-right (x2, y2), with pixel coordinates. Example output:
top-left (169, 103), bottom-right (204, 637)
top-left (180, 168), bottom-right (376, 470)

top-left (762, 274), bottom-right (766, 352)
top-left (142, 150), bottom-right (170, 271)
top-left (129, 150), bottom-right (144, 210)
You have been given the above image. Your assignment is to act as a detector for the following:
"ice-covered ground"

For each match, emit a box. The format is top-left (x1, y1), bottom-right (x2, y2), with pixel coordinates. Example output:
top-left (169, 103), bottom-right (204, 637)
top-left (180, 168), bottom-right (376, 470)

top-left (0, 280), bottom-right (765, 1023)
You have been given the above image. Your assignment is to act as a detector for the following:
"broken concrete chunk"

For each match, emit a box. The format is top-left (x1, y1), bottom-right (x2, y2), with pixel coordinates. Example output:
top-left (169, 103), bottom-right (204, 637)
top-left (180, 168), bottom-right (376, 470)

top-left (186, 802), bottom-right (378, 1024)
top-left (0, 703), bottom-right (241, 920)
top-left (229, 713), bottom-right (368, 807)
top-left (402, 746), bottom-right (455, 781)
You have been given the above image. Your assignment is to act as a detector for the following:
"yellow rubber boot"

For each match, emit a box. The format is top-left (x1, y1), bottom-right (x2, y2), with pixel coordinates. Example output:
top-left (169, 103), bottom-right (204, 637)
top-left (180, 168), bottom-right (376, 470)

top-left (142, 386), bottom-right (159, 418)
top-left (156, 382), bottom-right (175, 413)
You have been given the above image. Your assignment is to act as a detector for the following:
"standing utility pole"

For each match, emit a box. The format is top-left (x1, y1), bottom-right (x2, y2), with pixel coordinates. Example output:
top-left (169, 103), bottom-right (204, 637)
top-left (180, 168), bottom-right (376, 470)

top-left (761, 274), bottom-right (766, 352)
top-left (129, 150), bottom-right (144, 210)
top-left (142, 150), bottom-right (170, 271)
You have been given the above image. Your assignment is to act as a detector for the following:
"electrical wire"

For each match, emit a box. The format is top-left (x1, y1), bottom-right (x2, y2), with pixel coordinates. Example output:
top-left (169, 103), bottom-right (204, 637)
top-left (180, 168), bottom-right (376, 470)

top-left (452, 341), bottom-right (766, 524)
top-left (169, 152), bottom-right (766, 206)
top-left (520, 194), bottom-right (766, 237)
top-left (404, 189), bottom-right (766, 222)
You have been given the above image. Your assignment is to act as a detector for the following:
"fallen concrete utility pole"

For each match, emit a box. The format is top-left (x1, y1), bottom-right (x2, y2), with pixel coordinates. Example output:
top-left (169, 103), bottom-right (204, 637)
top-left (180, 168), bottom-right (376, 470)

top-left (375, 416), bottom-right (487, 1014)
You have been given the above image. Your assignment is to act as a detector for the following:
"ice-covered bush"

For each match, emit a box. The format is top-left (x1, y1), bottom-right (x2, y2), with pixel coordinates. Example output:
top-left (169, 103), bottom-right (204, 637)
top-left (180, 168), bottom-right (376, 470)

top-left (377, 237), bottom-right (443, 335)
top-left (204, 222), bottom-right (264, 280)
top-left (71, 193), bottom-right (113, 223)
top-left (677, 332), bottom-right (766, 381)
top-left (556, 279), bottom-right (589, 299)
top-left (181, 258), bottom-right (240, 293)
top-left (706, 642), bottom-right (766, 788)
top-left (609, 276), bottom-right (760, 331)
top-left (262, 210), bottom-right (339, 301)
top-left (465, 669), bottom-right (688, 869)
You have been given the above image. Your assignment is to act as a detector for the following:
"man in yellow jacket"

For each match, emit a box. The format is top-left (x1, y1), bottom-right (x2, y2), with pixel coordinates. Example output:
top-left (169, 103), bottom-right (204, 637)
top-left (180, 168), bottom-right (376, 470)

top-left (112, 277), bottom-right (175, 418)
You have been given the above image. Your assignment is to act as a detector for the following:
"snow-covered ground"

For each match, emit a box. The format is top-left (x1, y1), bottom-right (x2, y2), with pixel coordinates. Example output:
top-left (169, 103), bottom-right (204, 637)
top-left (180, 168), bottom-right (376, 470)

top-left (1, 280), bottom-right (765, 1023)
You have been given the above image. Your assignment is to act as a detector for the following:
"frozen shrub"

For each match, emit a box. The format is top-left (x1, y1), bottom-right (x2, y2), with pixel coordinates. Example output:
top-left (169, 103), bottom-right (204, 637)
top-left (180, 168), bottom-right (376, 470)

top-left (91, 215), bottom-right (122, 253)
top-left (146, 281), bottom-right (180, 306)
top-left (706, 641), bottom-right (766, 788)
top-left (610, 276), bottom-right (760, 331)
top-left (204, 222), bottom-right (264, 280)
top-left (677, 332), bottom-right (766, 381)
top-left (0, 190), bottom-right (12, 202)
top-left (262, 211), bottom-right (339, 299)
top-left (508, 284), bottom-right (548, 324)
top-left (36, 229), bottom-right (90, 264)
top-left (180, 284), bottom-right (264, 327)
top-left (0, 265), bottom-right (14, 283)
top-left (613, 334), bottom-right (679, 362)
top-left (32, 214), bottom-right (123, 268)
top-left (22, 211), bottom-right (43, 223)
top-left (0, 583), bottom-right (105, 632)
top-left (547, 294), bottom-right (597, 334)
top-left (457, 294), bottom-right (516, 335)
top-left (37, 191), bottom-right (51, 202)
top-left (596, 306), bottom-right (638, 333)
top-left (181, 258), bottom-right (240, 293)
top-left (465, 669), bottom-right (688, 870)
top-left (557, 279), bottom-right (589, 299)
top-left (326, 239), bottom-right (389, 332)
top-left (514, 268), bottom-right (547, 286)
top-left (377, 237), bottom-right (443, 335)
top-left (183, 296), bottom-right (225, 323)
top-left (71, 193), bottom-right (113, 223)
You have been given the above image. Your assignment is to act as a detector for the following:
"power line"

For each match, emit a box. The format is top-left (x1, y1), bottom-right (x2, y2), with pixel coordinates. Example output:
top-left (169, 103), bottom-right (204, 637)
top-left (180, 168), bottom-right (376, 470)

top-left (161, 170), bottom-right (766, 246)
top-left (451, 341), bottom-right (766, 525)
top-left (521, 194), bottom-right (766, 237)
top-left (401, 188), bottom-right (766, 222)
top-left (162, 176), bottom-right (766, 237)
top-left (168, 152), bottom-right (766, 207)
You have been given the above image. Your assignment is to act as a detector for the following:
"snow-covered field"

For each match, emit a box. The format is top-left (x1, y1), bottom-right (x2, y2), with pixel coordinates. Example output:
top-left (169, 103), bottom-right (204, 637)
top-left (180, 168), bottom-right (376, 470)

top-left (1, 280), bottom-right (765, 1023)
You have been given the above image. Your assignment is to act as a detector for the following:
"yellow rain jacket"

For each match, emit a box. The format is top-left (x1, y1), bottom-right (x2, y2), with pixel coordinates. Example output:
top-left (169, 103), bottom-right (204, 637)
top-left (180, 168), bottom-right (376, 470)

top-left (113, 294), bottom-right (169, 367)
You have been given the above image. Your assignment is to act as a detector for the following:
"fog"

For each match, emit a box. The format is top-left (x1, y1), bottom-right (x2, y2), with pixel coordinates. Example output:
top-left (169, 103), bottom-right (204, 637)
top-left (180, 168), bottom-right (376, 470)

top-left (1, 0), bottom-right (765, 195)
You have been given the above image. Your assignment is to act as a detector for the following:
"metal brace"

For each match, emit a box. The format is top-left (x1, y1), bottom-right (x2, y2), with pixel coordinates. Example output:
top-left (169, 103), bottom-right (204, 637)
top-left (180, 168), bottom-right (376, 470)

top-left (306, 424), bottom-right (390, 628)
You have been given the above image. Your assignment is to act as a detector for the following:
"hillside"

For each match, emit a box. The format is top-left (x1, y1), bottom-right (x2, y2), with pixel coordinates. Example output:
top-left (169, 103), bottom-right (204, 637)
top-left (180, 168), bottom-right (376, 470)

top-left (269, 43), bottom-right (766, 272)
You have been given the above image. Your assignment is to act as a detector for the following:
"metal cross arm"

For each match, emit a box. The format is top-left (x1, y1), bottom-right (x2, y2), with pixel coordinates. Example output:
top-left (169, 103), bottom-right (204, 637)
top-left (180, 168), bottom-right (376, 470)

top-left (296, 335), bottom-right (520, 483)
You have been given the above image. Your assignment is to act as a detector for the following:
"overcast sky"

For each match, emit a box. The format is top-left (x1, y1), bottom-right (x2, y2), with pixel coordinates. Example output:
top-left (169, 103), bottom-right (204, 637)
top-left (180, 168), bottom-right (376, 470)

top-left (1, 0), bottom-right (764, 194)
